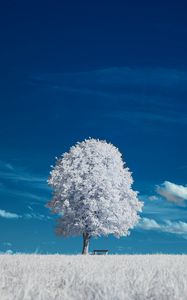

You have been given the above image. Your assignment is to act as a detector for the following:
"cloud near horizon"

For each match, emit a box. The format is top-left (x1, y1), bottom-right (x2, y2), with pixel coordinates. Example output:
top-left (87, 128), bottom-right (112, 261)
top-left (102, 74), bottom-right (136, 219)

top-left (0, 208), bottom-right (51, 221)
top-left (156, 181), bottom-right (187, 205)
top-left (0, 209), bottom-right (20, 219)
top-left (137, 217), bottom-right (160, 230)
top-left (137, 217), bottom-right (187, 237)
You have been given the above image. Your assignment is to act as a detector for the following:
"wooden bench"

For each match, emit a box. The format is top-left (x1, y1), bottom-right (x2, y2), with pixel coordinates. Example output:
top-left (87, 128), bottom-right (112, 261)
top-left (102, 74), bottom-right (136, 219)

top-left (93, 250), bottom-right (109, 255)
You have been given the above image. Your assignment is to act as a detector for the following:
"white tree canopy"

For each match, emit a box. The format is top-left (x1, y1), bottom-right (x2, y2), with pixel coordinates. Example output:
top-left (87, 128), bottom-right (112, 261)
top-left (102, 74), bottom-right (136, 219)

top-left (47, 139), bottom-right (143, 238)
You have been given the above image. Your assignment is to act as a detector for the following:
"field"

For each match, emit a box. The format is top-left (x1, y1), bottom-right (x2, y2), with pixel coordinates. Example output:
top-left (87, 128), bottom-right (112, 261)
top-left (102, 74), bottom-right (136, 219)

top-left (0, 254), bottom-right (187, 300)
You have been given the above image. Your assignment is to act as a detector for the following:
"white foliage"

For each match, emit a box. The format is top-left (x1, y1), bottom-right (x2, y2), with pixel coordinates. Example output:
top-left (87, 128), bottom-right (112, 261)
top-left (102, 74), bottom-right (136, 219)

top-left (47, 139), bottom-right (143, 237)
top-left (1, 254), bottom-right (187, 300)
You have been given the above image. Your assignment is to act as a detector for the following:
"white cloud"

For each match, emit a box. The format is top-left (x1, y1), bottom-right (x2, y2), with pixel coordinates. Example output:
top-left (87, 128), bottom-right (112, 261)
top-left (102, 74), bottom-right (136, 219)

top-left (5, 249), bottom-right (13, 254)
top-left (0, 208), bottom-right (51, 221)
top-left (3, 242), bottom-right (12, 247)
top-left (148, 195), bottom-right (159, 201)
top-left (27, 205), bottom-right (34, 211)
top-left (162, 220), bottom-right (187, 235)
top-left (156, 181), bottom-right (187, 205)
top-left (137, 217), bottom-right (187, 237)
top-left (137, 218), bottom-right (160, 230)
top-left (23, 213), bottom-right (51, 220)
top-left (0, 209), bottom-right (20, 219)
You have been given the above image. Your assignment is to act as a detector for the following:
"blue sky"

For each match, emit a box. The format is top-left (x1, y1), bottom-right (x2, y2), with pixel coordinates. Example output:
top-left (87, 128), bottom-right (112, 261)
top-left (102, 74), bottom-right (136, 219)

top-left (0, 0), bottom-right (187, 254)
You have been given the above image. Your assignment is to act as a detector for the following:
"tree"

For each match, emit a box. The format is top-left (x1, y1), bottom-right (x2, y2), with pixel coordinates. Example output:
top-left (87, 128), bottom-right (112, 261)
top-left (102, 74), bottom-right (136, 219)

top-left (47, 138), bottom-right (143, 254)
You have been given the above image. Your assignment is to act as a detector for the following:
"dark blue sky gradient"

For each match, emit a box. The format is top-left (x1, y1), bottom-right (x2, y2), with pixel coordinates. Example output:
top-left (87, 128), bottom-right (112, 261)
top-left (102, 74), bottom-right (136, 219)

top-left (0, 1), bottom-right (187, 254)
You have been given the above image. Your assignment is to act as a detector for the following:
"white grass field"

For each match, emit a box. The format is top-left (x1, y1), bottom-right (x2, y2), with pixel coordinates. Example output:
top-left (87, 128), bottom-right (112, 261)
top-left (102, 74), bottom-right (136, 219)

top-left (0, 254), bottom-right (187, 300)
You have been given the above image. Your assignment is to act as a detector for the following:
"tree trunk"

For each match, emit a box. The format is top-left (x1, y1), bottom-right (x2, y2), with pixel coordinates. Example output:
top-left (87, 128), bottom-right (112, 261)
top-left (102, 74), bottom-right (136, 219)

top-left (82, 232), bottom-right (90, 254)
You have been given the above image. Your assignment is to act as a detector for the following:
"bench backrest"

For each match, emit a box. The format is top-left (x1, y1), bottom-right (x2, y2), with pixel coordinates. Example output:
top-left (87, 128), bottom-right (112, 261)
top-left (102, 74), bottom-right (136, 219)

top-left (93, 250), bottom-right (108, 255)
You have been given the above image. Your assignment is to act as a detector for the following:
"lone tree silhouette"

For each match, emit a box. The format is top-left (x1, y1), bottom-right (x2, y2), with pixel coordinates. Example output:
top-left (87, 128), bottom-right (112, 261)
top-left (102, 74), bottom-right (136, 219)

top-left (47, 139), bottom-right (143, 254)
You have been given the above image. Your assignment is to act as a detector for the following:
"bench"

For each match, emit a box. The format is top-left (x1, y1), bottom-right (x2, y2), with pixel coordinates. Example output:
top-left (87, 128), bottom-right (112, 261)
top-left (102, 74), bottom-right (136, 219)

top-left (93, 250), bottom-right (109, 255)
